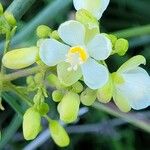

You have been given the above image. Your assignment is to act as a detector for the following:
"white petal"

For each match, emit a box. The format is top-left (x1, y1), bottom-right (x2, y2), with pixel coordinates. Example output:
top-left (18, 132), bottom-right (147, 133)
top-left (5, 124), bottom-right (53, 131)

top-left (117, 67), bottom-right (150, 110)
top-left (58, 20), bottom-right (85, 46)
top-left (81, 58), bottom-right (109, 89)
top-left (87, 34), bottom-right (112, 60)
top-left (73, 0), bottom-right (110, 19)
top-left (39, 39), bottom-right (70, 66)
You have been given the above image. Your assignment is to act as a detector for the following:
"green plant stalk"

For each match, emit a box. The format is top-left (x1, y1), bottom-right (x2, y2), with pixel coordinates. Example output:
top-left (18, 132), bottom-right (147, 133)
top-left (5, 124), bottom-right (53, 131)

top-left (6, 0), bottom-right (36, 20)
top-left (93, 102), bottom-right (150, 133)
top-left (112, 24), bottom-right (150, 38)
top-left (3, 66), bottom-right (41, 81)
top-left (0, 114), bottom-right (22, 149)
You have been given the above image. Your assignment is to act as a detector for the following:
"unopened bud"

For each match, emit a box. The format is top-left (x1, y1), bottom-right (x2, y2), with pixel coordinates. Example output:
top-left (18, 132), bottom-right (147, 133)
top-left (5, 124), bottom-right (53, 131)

top-left (80, 88), bottom-right (97, 106)
top-left (58, 92), bottom-right (80, 123)
top-left (49, 120), bottom-right (70, 147)
top-left (50, 30), bottom-right (60, 40)
top-left (23, 107), bottom-right (41, 140)
top-left (47, 74), bottom-right (64, 89)
top-left (71, 81), bottom-right (83, 93)
top-left (36, 25), bottom-right (52, 38)
top-left (108, 34), bottom-right (117, 46)
top-left (114, 38), bottom-right (129, 56)
top-left (4, 11), bottom-right (16, 26)
top-left (36, 102), bottom-right (49, 116)
top-left (52, 90), bottom-right (64, 102)
top-left (2, 47), bottom-right (38, 69)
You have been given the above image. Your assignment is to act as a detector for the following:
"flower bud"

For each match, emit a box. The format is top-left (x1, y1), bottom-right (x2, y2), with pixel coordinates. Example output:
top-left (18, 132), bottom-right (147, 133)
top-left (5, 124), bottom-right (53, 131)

top-left (4, 11), bottom-right (16, 26)
top-left (80, 88), bottom-right (97, 106)
top-left (36, 102), bottom-right (49, 116)
top-left (71, 81), bottom-right (83, 93)
top-left (97, 76), bottom-right (113, 103)
top-left (36, 25), bottom-right (52, 38)
top-left (108, 34), bottom-right (117, 46)
top-left (47, 74), bottom-right (65, 89)
top-left (52, 90), bottom-right (64, 102)
top-left (58, 92), bottom-right (80, 123)
top-left (49, 120), bottom-right (70, 147)
top-left (2, 47), bottom-right (38, 69)
top-left (23, 107), bottom-right (41, 140)
top-left (50, 30), bottom-right (60, 40)
top-left (0, 3), bottom-right (3, 15)
top-left (114, 38), bottom-right (129, 56)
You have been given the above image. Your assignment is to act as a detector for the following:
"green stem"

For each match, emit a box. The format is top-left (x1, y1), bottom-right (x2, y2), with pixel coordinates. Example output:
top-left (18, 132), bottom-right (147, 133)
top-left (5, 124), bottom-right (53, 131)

top-left (3, 66), bottom-right (41, 81)
top-left (6, 0), bottom-right (36, 20)
top-left (93, 102), bottom-right (150, 133)
top-left (9, 83), bottom-right (33, 106)
top-left (112, 24), bottom-right (150, 38)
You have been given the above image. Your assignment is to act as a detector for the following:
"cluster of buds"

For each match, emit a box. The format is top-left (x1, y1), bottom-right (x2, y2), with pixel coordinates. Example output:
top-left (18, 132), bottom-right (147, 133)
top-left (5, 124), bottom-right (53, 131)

top-left (0, 0), bottom-right (150, 147)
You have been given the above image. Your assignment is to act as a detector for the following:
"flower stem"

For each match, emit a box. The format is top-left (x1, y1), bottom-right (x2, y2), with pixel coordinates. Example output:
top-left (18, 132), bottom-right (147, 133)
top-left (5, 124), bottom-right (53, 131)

top-left (3, 66), bottom-right (41, 81)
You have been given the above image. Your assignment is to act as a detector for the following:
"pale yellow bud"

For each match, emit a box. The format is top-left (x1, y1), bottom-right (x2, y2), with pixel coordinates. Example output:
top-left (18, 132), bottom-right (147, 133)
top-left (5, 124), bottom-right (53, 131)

top-left (49, 120), bottom-right (70, 147)
top-left (23, 108), bottom-right (41, 140)
top-left (58, 92), bottom-right (80, 123)
top-left (2, 47), bottom-right (38, 69)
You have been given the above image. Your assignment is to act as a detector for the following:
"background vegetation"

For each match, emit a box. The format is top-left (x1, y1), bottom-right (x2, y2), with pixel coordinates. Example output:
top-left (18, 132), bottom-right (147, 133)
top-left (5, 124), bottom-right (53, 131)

top-left (0, 0), bottom-right (150, 149)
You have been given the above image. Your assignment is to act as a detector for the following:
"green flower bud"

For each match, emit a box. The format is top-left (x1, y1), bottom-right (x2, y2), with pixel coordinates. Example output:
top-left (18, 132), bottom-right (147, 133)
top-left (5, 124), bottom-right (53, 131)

top-left (0, 3), bottom-right (3, 15)
top-left (114, 38), bottom-right (129, 56)
top-left (58, 92), bottom-right (80, 123)
top-left (108, 34), bottom-right (117, 46)
top-left (71, 81), bottom-right (83, 93)
top-left (36, 25), bottom-right (52, 38)
top-left (2, 47), bottom-right (38, 69)
top-left (47, 74), bottom-right (65, 89)
top-left (97, 76), bottom-right (113, 103)
top-left (33, 90), bottom-right (44, 104)
top-left (80, 88), bottom-right (97, 106)
top-left (52, 90), bottom-right (64, 102)
top-left (49, 120), bottom-right (70, 147)
top-left (36, 102), bottom-right (49, 116)
top-left (23, 108), bottom-right (41, 140)
top-left (50, 30), bottom-right (60, 40)
top-left (4, 11), bottom-right (16, 26)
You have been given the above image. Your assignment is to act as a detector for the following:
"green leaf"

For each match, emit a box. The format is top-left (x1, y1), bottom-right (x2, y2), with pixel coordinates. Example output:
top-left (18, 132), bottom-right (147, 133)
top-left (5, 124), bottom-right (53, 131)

top-left (117, 55), bottom-right (146, 73)
top-left (57, 62), bottom-right (82, 86)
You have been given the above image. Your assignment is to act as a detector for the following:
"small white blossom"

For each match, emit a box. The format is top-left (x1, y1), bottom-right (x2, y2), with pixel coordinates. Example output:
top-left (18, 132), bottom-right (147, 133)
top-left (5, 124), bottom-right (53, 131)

top-left (39, 20), bottom-right (112, 89)
top-left (113, 55), bottom-right (150, 111)
top-left (73, 0), bottom-right (110, 20)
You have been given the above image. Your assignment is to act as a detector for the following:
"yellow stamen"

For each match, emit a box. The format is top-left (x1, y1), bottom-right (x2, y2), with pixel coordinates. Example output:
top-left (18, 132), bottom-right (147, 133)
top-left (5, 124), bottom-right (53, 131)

top-left (68, 46), bottom-right (88, 62)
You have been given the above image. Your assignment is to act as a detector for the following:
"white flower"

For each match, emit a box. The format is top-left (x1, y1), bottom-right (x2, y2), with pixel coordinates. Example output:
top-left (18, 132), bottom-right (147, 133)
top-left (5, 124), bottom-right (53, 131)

top-left (73, 0), bottom-right (110, 20)
top-left (113, 55), bottom-right (150, 112)
top-left (39, 20), bottom-right (112, 89)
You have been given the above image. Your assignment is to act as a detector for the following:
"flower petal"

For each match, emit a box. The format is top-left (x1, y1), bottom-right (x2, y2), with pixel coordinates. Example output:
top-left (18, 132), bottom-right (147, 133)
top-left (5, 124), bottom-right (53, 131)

top-left (113, 88), bottom-right (131, 112)
top-left (87, 34), bottom-right (112, 60)
top-left (57, 62), bottom-right (82, 86)
top-left (117, 67), bottom-right (150, 110)
top-left (58, 20), bottom-right (85, 46)
top-left (39, 39), bottom-right (70, 66)
top-left (117, 55), bottom-right (146, 73)
top-left (73, 0), bottom-right (110, 19)
top-left (81, 58), bottom-right (109, 89)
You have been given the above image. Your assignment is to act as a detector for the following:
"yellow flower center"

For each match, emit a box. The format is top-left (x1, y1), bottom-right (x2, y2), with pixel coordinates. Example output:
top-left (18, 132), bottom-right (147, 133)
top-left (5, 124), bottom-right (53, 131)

top-left (65, 46), bottom-right (89, 71)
